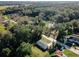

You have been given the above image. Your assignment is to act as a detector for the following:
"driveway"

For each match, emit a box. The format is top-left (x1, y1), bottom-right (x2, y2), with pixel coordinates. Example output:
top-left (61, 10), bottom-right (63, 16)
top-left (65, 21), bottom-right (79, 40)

top-left (69, 47), bottom-right (79, 55)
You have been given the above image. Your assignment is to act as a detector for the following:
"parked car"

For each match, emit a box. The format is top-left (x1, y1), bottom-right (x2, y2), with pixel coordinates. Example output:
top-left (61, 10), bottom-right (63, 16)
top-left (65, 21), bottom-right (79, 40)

top-left (65, 42), bottom-right (72, 47)
top-left (75, 41), bottom-right (79, 46)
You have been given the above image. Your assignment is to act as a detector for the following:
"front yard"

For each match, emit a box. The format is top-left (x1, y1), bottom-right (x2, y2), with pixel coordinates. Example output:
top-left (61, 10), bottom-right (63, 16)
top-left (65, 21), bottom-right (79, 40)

top-left (63, 49), bottom-right (79, 57)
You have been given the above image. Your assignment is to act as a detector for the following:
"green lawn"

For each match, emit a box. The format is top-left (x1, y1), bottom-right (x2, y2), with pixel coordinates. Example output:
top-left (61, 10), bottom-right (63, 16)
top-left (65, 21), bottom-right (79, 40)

top-left (63, 49), bottom-right (79, 57)
top-left (0, 6), bottom-right (13, 10)
top-left (31, 46), bottom-right (49, 57)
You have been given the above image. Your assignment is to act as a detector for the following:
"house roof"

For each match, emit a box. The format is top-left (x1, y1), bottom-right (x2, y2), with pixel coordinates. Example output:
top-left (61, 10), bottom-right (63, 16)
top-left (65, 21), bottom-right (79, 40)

top-left (36, 35), bottom-right (57, 50)
top-left (41, 35), bottom-right (57, 44)
top-left (36, 40), bottom-right (48, 50)
top-left (41, 35), bottom-right (51, 44)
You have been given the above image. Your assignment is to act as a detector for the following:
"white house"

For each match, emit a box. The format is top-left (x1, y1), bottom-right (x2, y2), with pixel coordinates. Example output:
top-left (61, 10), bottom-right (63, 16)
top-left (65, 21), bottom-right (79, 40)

top-left (36, 35), bottom-right (57, 50)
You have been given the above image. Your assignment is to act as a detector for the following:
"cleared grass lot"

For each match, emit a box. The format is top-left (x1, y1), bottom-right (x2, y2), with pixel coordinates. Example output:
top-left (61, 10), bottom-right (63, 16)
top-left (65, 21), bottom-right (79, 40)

top-left (0, 6), bottom-right (8, 10)
top-left (0, 6), bottom-right (13, 10)
top-left (63, 49), bottom-right (79, 57)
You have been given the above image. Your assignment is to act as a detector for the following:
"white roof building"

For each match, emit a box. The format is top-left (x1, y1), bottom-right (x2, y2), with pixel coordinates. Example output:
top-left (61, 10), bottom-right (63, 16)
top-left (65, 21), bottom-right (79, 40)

top-left (36, 35), bottom-right (57, 50)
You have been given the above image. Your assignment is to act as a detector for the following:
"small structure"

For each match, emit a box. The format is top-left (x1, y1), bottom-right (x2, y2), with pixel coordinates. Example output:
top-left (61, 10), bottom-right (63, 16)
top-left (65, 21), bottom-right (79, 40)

top-left (0, 16), bottom-right (5, 23)
top-left (47, 23), bottom-right (55, 29)
top-left (55, 50), bottom-right (66, 57)
top-left (2, 20), bottom-right (9, 27)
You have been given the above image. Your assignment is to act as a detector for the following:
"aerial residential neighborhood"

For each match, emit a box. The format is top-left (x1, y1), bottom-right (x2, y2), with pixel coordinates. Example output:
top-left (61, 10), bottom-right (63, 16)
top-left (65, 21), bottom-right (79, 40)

top-left (0, 1), bottom-right (79, 57)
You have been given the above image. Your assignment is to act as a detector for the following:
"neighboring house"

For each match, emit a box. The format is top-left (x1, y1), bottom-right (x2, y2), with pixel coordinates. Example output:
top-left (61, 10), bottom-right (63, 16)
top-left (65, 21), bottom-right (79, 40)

top-left (2, 20), bottom-right (17, 27)
top-left (0, 16), bottom-right (5, 23)
top-left (3, 20), bottom-right (17, 24)
top-left (36, 35), bottom-right (57, 50)
top-left (2, 20), bottom-right (9, 27)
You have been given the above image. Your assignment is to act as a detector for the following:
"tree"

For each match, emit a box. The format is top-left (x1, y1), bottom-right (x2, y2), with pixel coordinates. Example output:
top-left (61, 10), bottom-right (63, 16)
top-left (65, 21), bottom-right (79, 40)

top-left (11, 24), bottom-right (32, 44)
top-left (57, 23), bottom-right (66, 43)
top-left (0, 24), bottom-right (8, 35)
top-left (16, 42), bottom-right (32, 57)
top-left (32, 25), bottom-right (43, 43)
top-left (2, 48), bottom-right (11, 57)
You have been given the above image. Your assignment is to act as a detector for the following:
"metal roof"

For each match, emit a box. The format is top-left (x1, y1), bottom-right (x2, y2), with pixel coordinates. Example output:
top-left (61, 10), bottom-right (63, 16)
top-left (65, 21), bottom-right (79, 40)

top-left (36, 40), bottom-right (48, 50)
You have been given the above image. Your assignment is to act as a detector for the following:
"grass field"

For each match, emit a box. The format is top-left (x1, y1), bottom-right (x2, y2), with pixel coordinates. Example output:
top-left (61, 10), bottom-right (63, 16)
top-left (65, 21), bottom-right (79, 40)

top-left (31, 46), bottom-right (49, 57)
top-left (0, 6), bottom-right (13, 10)
top-left (63, 49), bottom-right (79, 57)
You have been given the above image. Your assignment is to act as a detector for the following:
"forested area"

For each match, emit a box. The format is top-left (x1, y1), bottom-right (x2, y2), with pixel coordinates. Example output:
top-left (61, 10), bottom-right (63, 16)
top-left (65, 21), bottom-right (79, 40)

top-left (0, 2), bottom-right (79, 57)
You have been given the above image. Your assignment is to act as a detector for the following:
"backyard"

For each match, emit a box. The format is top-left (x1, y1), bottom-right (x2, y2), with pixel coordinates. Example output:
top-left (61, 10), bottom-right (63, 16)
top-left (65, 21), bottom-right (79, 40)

top-left (31, 46), bottom-right (49, 57)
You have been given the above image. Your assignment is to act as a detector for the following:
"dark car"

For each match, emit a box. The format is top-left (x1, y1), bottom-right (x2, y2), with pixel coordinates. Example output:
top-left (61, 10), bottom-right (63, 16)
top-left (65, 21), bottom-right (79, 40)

top-left (67, 39), bottom-right (75, 43)
top-left (75, 41), bottom-right (79, 46)
top-left (67, 37), bottom-right (77, 43)
top-left (65, 42), bottom-right (72, 47)
top-left (68, 37), bottom-right (79, 46)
